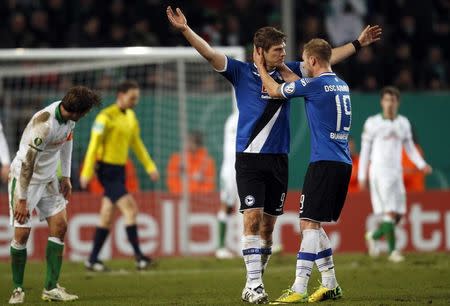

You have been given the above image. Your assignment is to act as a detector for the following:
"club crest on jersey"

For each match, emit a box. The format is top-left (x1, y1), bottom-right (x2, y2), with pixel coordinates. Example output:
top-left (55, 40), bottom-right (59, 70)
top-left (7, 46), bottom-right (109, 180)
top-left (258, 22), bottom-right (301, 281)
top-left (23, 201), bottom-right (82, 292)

top-left (34, 137), bottom-right (43, 146)
top-left (285, 82), bottom-right (296, 93)
top-left (245, 195), bottom-right (255, 206)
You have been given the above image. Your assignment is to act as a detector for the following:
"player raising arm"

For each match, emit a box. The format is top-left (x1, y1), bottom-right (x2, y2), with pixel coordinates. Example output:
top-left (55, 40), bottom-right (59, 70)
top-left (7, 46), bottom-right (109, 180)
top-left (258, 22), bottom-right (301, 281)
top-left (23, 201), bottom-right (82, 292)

top-left (168, 6), bottom-right (380, 304)
top-left (8, 86), bottom-right (101, 304)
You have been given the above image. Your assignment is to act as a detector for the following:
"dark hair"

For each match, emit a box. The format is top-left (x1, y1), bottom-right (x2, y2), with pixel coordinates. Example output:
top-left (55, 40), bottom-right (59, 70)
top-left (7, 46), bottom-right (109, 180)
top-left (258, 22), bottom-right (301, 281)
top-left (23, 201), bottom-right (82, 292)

top-left (381, 86), bottom-right (401, 100)
top-left (117, 80), bottom-right (139, 94)
top-left (303, 38), bottom-right (332, 64)
top-left (189, 131), bottom-right (204, 147)
top-left (61, 86), bottom-right (101, 114)
top-left (253, 27), bottom-right (286, 51)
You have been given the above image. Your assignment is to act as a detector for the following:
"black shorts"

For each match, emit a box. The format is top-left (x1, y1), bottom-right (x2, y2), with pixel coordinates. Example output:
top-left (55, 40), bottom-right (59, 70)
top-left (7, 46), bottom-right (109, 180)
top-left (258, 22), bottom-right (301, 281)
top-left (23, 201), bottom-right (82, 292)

top-left (96, 162), bottom-right (127, 203)
top-left (236, 153), bottom-right (288, 216)
top-left (300, 161), bottom-right (352, 222)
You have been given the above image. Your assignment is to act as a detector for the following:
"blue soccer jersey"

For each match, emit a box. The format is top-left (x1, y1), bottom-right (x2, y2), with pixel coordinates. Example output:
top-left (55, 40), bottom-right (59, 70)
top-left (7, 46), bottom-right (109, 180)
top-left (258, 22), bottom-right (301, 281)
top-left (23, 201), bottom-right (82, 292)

top-left (218, 56), bottom-right (303, 154)
top-left (280, 72), bottom-right (352, 164)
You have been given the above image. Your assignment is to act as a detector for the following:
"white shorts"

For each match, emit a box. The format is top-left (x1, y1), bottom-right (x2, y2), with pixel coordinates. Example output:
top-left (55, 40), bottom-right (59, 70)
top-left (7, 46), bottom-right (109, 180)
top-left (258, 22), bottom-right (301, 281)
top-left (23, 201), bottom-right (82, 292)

top-left (8, 177), bottom-right (68, 227)
top-left (220, 170), bottom-right (238, 207)
top-left (369, 170), bottom-right (406, 215)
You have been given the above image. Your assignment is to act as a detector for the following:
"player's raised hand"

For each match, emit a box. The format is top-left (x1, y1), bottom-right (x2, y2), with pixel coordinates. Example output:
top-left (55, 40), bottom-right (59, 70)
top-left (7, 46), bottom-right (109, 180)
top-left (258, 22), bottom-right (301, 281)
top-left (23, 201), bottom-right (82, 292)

top-left (60, 177), bottom-right (72, 200)
top-left (167, 6), bottom-right (188, 32)
top-left (253, 46), bottom-right (265, 69)
top-left (14, 199), bottom-right (30, 224)
top-left (358, 25), bottom-right (382, 47)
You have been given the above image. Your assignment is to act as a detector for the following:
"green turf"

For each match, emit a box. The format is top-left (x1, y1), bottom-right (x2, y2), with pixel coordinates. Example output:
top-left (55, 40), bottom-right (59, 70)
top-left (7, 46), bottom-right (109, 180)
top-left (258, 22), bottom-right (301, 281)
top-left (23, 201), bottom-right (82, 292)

top-left (1, 253), bottom-right (449, 305)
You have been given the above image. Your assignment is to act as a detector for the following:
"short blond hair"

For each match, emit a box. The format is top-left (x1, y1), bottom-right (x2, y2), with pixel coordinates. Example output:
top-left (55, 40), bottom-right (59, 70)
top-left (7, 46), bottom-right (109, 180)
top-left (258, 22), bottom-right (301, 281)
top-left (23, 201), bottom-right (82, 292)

top-left (303, 38), bottom-right (332, 64)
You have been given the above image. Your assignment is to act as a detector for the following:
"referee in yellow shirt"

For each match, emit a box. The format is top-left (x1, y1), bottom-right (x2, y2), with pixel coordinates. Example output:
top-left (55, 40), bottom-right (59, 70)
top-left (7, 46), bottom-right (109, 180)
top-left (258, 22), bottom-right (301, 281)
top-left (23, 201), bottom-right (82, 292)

top-left (80, 80), bottom-right (159, 271)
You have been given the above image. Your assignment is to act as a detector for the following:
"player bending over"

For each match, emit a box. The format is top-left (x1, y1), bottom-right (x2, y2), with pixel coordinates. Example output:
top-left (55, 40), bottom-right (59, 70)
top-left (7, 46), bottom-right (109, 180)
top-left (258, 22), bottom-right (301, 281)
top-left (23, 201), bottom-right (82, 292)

top-left (254, 38), bottom-right (353, 303)
top-left (81, 80), bottom-right (159, 271)
top-left (8, 86), bottom-right (101, 304)
top-left (358, 86), bottom-right (432, 262)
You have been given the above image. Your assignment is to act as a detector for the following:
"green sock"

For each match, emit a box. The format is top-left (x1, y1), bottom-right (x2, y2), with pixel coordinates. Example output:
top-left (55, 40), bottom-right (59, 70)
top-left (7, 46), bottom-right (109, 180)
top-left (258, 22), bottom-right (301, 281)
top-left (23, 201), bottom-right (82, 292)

top-left (385, 224), bottom-right (396, 253)
top-left (45, 239), bottom-right (64, 290)
top-left (11, 246), bottom-right (27, 289)
top-left (218, 220), bottom-right (227, 248)
top-left (372, 221), bottom-right (394, 240)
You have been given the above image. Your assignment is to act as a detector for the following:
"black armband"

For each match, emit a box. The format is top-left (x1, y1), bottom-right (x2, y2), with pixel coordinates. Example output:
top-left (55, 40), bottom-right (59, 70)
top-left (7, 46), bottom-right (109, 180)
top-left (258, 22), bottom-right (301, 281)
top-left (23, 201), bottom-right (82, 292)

top-left (352, 40), bottom-right (362, 52)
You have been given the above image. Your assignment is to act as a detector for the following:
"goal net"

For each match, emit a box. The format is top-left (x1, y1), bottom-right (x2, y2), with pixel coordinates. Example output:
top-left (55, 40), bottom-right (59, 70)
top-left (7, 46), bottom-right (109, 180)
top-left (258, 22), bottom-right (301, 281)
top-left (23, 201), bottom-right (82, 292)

top-left (0, 47), bottom-right (244, 260)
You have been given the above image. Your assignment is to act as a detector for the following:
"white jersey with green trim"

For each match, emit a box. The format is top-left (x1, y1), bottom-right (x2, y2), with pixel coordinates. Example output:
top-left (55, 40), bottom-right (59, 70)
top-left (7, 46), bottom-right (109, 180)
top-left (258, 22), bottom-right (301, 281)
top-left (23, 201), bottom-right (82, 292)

top-left (358, 113), bottom-right (426, 182)
top-left (10, 101), bottom-right (75, 198)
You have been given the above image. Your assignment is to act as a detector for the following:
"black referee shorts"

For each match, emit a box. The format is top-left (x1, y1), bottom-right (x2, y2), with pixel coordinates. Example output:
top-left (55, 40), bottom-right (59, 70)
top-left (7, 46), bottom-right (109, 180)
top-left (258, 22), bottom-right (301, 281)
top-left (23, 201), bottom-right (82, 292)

top-left (300, 160), bottom-right (352, 222)
top-left (236, 153), bottom-right (288, 216)
top-left (96, 162), bottom-right (128, 203)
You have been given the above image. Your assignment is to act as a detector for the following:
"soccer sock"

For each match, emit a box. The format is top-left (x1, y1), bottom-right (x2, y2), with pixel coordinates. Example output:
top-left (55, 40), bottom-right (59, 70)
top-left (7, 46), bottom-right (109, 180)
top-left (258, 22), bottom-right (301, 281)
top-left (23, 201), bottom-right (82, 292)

top-left (10, 240), bottom-right (27, 289)
top-left (217, 211), bottom-right (227, 248)
top-left (372, 220), bottom-right (394, 240)
top-left (260, 239), bottom-right (272, 275)
top-left (242, 235), bottom-right (262, 288)
top-left (125, 225), bottom-right (143, 258)
top-left (292, 229), bottom-right (319, 294)
top-left (315, 228), bottom-right (337, 289)
top-left (45, 237), bottom-right (64, 290)
top-left (386, 223), bottom-right (396, 253)
top-left (89, 227), bottom-right (109, 263)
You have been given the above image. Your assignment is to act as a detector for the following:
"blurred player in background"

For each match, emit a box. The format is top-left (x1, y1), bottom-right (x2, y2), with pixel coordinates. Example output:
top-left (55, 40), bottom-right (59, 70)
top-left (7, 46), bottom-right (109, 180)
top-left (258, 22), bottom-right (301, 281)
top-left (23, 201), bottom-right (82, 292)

top-left (8, 86), bottom-right (101, 304)
top-left (0, 119), bottom-right (11, 183)
top-left (166, 131), bottom-right (216, 194)
top-left (216, 111), bottom-right (238, 259)
top-left (255, 38), bottom-right (353, 303)
top-left (402, 128), bottom-right (426, 192)
top-left (167, 5), bottom-right (380, 304)
top-left (347, 136), bottom-right (360, 192)
top-left (80, 80), bottom-right (159, 272)
top-left (358, 86), bottom-right (432, 262)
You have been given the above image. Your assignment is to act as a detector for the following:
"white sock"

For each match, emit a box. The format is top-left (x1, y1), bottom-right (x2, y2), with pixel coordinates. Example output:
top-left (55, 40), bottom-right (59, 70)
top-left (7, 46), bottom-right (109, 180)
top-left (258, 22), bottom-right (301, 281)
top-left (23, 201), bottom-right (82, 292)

top-left (11, 240), bottom-right (26, 250)
top-left (260, 239), bottom-right (272, 274)
top-left (242, 235), bottom-right (262, 288)
top-left (48, 237), bottom-right (64, 245)
top-left (315, 227), bottom-right (337, 289)
top-left (292, 229), bottom-right (319, 294)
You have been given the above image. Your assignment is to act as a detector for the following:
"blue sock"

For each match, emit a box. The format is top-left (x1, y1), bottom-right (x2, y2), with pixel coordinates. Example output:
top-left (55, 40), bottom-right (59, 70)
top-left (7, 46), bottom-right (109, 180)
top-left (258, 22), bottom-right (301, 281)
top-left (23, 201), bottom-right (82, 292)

top-left (89, 227), bottom-right (109, 263)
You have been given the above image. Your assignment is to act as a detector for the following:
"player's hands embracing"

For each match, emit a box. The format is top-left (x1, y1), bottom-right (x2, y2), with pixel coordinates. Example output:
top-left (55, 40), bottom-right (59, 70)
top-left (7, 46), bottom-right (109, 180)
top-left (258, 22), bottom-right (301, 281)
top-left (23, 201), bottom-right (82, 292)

top-left (167, 6), bottom-right (188, 32)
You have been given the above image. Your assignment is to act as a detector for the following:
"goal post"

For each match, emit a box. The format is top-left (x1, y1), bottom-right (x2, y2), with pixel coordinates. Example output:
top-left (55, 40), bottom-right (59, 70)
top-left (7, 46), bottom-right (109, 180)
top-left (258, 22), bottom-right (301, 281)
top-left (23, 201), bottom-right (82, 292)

top-left (0, 46), bottom-right (245, 259)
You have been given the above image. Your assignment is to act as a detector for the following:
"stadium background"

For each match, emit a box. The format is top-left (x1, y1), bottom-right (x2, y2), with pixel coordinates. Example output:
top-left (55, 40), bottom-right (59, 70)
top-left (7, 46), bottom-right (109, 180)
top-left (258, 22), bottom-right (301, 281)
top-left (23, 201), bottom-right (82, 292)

top-left (0, 0), bottom-right (449, 260)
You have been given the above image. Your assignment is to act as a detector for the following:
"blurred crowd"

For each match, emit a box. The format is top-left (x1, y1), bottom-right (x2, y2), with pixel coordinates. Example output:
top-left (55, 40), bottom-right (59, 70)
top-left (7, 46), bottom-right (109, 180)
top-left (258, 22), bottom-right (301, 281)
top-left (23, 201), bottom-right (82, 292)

top-left (0, 0), bottom-right (448, 91)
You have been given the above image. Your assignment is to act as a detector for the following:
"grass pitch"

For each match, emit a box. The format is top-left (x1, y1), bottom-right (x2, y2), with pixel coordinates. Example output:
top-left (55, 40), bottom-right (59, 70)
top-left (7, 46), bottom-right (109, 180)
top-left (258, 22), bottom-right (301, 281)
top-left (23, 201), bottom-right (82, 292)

top-left (0, 253), bottom-right (449, 305)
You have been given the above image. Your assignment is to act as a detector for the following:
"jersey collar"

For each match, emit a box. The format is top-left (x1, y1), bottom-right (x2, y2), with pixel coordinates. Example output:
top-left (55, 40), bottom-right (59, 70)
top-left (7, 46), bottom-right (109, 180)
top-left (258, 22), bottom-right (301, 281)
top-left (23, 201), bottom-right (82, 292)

top-left (319, 72), bottom-right (335, 77)
top-left (55, 103), bottom-right (67, 124)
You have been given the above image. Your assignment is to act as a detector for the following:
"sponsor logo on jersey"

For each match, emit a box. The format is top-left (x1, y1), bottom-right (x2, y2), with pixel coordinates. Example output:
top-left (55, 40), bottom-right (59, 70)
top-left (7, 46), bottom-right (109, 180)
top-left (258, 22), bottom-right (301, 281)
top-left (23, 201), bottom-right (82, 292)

top-left (245, 195), bottom-right (255, 206)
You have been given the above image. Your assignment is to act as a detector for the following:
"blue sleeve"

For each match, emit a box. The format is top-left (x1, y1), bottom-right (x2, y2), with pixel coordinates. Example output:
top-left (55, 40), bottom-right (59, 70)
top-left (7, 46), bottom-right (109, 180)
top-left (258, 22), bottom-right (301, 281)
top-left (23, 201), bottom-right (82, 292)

top-left (280, 78), bottom-right (320, 99)
top-left (285, 61), bottom-right (303, 77)
top-left (217, 56), bottom-right (245, 85)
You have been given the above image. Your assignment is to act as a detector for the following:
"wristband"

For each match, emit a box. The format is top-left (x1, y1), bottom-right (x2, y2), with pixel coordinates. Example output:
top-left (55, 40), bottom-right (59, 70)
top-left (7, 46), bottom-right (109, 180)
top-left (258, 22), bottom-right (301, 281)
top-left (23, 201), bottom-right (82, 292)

top-left (352, 40), bottom-right (362, 52)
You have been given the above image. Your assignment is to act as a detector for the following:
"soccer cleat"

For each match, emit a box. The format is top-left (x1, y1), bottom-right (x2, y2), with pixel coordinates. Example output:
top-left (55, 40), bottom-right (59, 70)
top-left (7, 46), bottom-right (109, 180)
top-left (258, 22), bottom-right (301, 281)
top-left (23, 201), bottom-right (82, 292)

top-left (308, 285), bottom-right (342, 303)
top-left (388, 250), bottom-right (405, 263)
top-left (270, 288), bottom-right (308, 304)
top-left (84, 259), bottom-right (109, 272)
top-left (215, 248), bottom-right (235, 259)
top-left (41, 286), bottom-right (78, 302)
top-left (242, 284), bottom-right (268, 304)
top-left (365, 231), bottom-right (380, 257)
top-left (136, 255), bottom-right (152, 270)
top-left (8, 287), bottom-right (25, 304)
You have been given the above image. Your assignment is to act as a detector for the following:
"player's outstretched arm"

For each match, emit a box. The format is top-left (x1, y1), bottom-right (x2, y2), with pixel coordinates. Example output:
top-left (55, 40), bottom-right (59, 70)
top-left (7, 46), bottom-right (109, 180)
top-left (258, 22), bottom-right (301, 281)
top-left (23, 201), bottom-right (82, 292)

top-left (330, 25), bottom-right (382, 65)
top-left (167, 6), bottom-right (226, 71)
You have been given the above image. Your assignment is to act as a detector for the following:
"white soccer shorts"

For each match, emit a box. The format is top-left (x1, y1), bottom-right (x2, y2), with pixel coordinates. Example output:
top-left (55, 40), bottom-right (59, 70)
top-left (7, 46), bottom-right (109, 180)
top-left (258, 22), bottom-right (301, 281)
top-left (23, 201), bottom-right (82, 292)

top-left (369, 169), bottom-right (406, 215)
top-left (8, 177), bottom-right (67, 227)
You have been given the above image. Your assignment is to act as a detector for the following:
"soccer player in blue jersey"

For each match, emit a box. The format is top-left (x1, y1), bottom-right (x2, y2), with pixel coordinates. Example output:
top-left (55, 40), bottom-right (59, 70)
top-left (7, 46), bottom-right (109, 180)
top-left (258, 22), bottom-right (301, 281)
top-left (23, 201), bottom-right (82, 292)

top-left (254, 38), bottom-right (354, 303)
top-left (167, 6), bottom-right (381, 304)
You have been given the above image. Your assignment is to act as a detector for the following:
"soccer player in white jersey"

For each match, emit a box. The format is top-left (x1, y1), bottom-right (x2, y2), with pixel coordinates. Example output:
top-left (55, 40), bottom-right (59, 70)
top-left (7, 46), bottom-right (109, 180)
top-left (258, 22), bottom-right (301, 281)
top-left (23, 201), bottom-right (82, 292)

top-left (358, 86), bottom-right (432, 262)
top-left (167, 5), bottom-right (381, 304)
top-left (216, 111), bottom-right (239, 259)
top-left (7, 86), bottom-right (101, 304)
top-left (0, 120), bottom-right (11, 183)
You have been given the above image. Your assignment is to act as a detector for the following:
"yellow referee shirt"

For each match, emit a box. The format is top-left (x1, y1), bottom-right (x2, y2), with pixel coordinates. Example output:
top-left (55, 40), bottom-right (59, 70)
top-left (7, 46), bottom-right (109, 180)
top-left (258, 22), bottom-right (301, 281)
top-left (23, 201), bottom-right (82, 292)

top-left (81, 104), bottom-right (157, 180)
